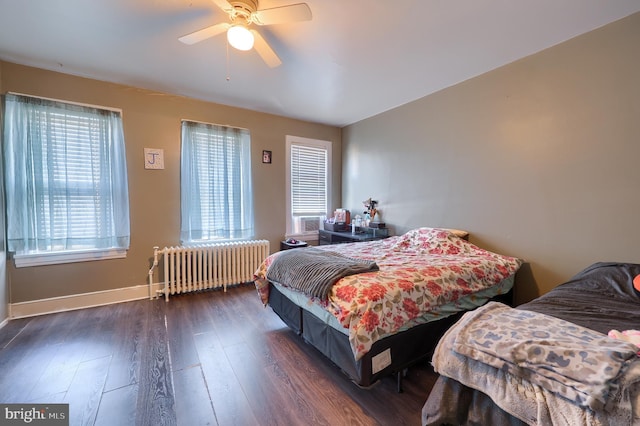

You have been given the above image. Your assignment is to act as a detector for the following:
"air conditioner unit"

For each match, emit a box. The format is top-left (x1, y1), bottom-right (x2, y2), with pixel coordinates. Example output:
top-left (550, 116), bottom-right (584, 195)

top-left (300, 217), bottom-right (320, 232)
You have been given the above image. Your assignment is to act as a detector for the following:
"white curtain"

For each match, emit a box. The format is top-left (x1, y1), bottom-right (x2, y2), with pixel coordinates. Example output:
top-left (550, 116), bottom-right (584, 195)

top-left (3, 94), bottom-right (130, 253)
top-left (181, 121), bottom-right (254, 242)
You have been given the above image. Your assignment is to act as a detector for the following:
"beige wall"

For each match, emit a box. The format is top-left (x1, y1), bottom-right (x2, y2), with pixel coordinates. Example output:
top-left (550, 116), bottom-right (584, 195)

top-left (342, 12), bottom-right (640, 304)
top-left (1, 62), bottom-right (341, 303)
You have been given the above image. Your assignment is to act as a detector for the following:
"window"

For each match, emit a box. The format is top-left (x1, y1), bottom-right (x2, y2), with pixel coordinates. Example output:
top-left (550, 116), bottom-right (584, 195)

top-left (286, 135), bottom-right (331, 238)
top-left (3, 93), bottom-right (130, 267)
top-left (180, 120), bottom-right (254, 242)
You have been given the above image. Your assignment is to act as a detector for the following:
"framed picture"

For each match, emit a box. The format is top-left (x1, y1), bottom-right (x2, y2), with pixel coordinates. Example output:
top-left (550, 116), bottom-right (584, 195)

top-left (144, 148), bottom-right (164, 170)
top-left (262, 150), bottom-right (272, 164)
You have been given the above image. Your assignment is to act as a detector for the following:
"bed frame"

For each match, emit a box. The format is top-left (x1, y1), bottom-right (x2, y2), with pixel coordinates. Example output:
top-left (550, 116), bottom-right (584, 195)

top-left (269, 282), bottom-right (514, 391)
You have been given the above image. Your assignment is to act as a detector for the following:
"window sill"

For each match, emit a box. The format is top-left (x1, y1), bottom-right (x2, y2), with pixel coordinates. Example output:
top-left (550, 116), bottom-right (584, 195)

top-left (13, 248), bottom-right (127, 268)
top-left (285, 231), bottom-right (319, 241)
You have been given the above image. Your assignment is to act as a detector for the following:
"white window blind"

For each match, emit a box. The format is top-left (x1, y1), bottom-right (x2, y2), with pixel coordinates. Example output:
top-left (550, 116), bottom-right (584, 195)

top-left (180, 120), bottom-right (254, 242)
top-left (3, 93), bottom-right (130, 264)
top-left (291, 144), bottom-right (327, 216)
top-left (286, 136), bottom-right (331, 237)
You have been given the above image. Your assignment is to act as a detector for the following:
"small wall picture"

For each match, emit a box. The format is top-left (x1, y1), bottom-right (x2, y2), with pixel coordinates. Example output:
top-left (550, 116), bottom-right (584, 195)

top-left (262, 150), bottom-right (272, 164)
top-left (144, 148), bottom-right (164, 170)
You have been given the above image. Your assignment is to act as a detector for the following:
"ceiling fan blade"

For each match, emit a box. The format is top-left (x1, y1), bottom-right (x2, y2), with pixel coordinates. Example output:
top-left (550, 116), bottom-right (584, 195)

top-left (179, 23), bottom-right (229, 45)
top-left (254, 3), bottom-right (312, 26)
top-left (251, 30), bottom-right (282, 68)
top-left (211, 0), bottom-right (233, 12)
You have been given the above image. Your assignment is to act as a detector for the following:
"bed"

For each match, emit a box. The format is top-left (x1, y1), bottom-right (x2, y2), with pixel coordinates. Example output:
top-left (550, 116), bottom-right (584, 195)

top-left (253, 227), bottom-right (522, 389)
top-left (422, 262), bottom-right (640, 425)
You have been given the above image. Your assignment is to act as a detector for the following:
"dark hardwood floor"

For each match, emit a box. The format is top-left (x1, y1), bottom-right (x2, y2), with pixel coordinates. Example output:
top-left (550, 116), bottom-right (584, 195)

top-left (0, 284), bottom-right (439, 425)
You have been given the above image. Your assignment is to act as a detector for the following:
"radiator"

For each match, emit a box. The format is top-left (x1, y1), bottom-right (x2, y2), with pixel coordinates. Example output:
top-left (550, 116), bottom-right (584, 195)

top-left (148, 240), bottom-right (270, 301)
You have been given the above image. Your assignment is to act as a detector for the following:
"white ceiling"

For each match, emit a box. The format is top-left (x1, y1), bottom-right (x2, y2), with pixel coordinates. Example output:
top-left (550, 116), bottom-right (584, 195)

top-left (0, 1), bottom-right (638, 127)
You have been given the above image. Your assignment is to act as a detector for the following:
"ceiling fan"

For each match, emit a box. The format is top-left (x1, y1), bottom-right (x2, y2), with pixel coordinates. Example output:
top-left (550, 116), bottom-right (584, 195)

top-left (179, 0), bottom-right (312, 68)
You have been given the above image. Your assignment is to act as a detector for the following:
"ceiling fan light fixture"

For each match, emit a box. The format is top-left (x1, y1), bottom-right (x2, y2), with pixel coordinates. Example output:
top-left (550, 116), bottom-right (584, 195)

top-left (227, 24), bottom-right (254, 51)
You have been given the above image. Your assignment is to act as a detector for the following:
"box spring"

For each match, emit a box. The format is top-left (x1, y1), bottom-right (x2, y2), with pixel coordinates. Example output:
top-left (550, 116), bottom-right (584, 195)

top-left (268, 283), bottom-right (469, 388)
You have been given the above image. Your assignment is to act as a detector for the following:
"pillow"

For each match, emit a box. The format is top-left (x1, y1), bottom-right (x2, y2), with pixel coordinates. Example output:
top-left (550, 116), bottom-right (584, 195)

top-left (444, 228), bottom-right (470, 240)
top-left (390, 227), bottom-right (472, 254)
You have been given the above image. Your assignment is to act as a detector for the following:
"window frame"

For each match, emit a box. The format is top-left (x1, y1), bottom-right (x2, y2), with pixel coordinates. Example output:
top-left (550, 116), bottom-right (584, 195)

top-left (285, 135), bottom-right (332, 240)
top-left (180, 119), bottom-right (254, 244)
top-left (3, 93), bottom-right (130, 267)
top-left (14, 248), bottom-right (127, 268)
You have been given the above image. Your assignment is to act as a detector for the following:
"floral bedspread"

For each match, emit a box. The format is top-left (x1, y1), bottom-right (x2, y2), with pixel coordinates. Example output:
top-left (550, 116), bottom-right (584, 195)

top-left (254, 227), bottom-right (522, 360)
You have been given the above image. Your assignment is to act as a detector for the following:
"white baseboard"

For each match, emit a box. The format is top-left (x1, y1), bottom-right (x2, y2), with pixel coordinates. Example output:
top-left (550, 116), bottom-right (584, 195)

top-left (9, 282), bottom-right (165, 319)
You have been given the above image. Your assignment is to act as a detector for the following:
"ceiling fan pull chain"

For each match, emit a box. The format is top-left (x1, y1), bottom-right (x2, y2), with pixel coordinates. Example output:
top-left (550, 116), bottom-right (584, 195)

top-left (226, 39), bottom-right (231, 81)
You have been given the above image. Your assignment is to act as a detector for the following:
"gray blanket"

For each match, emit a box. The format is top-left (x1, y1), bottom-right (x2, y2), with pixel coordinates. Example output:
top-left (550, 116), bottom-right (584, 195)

top-left (449, 302), bottom-right (640, 411)
top-left (266, 247), bottom-right (378, 300)
top-left (424, 262), bottom-right (640, 426)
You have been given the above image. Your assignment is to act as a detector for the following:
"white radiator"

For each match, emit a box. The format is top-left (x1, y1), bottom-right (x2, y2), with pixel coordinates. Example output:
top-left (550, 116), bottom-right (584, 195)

top-left (148, 240), bottom-right (270, 301)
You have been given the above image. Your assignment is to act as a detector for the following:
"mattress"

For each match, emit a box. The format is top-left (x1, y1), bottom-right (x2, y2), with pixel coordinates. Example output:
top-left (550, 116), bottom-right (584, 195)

top-left (271, 273), bottom-right (516, 337)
